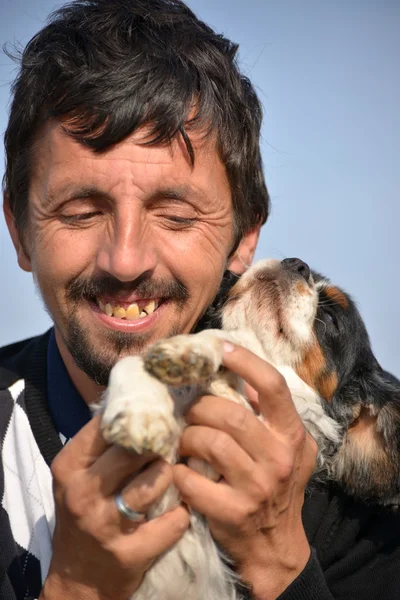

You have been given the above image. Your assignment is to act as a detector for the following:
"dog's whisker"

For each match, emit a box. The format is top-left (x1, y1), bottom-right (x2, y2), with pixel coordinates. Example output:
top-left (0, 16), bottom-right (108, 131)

top-left (314, 316), bottom-right (327, 333)
top-left (318, 301), bottom-right (337, 308)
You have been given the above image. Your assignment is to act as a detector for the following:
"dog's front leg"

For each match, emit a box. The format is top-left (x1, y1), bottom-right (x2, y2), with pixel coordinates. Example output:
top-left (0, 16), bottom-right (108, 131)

top-left (143, 330), bottom-right (254, 483)
top-left (100, 355), bottom-right (180, 459)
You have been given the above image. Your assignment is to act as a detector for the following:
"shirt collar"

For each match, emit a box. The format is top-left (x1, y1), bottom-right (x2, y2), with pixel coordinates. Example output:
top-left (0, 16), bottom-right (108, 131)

top-left (47, 328), bottom-right (92, 439)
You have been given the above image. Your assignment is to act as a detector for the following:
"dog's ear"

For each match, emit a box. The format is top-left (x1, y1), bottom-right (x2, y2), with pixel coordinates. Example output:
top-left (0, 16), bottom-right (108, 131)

top-left (330, 370), bottom-right (400, 507)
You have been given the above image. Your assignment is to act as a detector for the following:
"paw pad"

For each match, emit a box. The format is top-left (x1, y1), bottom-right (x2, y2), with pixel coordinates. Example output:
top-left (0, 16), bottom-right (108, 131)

top-left (144, 345), bottom-right (214, 386)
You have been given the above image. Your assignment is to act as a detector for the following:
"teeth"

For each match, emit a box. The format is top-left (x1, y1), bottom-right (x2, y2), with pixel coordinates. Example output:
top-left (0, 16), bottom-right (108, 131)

top-left (97, 299), bottom-right (159, 319)
top-left (144, 300), bottom-right (156, 315)
top-left (113, 306), bottom-right (126, 319)
top-left (126, 303), bottom-right (140, 320)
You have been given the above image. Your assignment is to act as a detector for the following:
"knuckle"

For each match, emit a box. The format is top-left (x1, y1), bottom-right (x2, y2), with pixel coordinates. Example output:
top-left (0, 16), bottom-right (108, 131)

top-left (63, 487), bottom-right (81, 517)
top-left (230, 504), bottom-right (248, 528)
top-left (245, 465), bottom-right (271, 501)
top-left (50, 454), bottom-right (66, 485)
top-left (133, 485), bottom-right (159, 511)
top-left (307, 433), bottom-right (319, 461)
top-left (230, 498), bottom-right (259, 528)
top-left (64, 487), bottom-right (90, 519)
top-left (250, 477), bottom-right (272, 502)
top-left (269, 372), bottom-right (288, 396)
top-left (275, 457), bottom-right (295, 483)
top-left (126, 463), bottom-right (173, 511)
top-left (108, 543), bottom-right (139, 570)
top-left (225, 405), bottom-right (252, 434)
top-left (170, 508), bottom-right (190, 538)
top-left (209, 430), bottom-right (233, 457)
top-left (291, 422), bottom-right (307, 447)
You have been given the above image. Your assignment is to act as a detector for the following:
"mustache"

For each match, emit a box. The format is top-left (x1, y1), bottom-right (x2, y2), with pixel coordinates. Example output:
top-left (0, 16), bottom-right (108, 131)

top-left (66, 274), bottom-right (190, 304)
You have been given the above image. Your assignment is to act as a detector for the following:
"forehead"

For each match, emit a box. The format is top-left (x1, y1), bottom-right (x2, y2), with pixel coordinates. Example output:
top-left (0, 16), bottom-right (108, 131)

top-left (29, 120), bottom-right (231, 209)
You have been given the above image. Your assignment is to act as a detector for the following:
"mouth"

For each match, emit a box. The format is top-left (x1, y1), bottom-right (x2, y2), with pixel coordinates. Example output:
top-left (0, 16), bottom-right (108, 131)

top-left (85, 295), bottom-right (167, 333)
top-left (96, 298), bottom-right (161, 320)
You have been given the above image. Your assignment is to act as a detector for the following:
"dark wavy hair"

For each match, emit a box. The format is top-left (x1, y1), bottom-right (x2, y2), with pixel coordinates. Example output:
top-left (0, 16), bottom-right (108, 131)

top-left (3, 0), bottom-right (269, 249)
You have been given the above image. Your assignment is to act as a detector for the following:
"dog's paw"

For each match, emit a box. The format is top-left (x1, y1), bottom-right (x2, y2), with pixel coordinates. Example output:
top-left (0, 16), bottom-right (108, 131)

top-left (144, 335), bottom-right (219, 386)
top-left (100, 356), bottom-right (179, 457)
top-left (101, 402), bottom-right (179, 457)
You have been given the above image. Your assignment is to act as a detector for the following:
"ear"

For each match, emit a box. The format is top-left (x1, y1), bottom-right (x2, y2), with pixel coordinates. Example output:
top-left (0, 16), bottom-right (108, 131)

top-left (331, 372), bottom-right (400, 507)
top-left (3, 192), bottom-right (32, 272)
top-left (227, 225), bottom-right (261, 275)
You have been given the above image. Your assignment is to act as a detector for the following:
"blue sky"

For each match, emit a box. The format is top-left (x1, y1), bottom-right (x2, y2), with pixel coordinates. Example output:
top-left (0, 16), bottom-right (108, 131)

top-left (0, 0), bottom-right (399, 376)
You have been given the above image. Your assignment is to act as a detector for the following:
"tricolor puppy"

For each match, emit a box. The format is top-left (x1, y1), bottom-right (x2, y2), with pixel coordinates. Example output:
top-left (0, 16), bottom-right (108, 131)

top-left (100, 257), bottom-right (400, 600)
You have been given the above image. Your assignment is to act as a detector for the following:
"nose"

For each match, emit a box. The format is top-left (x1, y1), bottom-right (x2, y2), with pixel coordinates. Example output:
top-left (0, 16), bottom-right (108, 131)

top-left (96, 212), bottom-right (157, 282)
top-left (281, 257), bottom-right (311, 282)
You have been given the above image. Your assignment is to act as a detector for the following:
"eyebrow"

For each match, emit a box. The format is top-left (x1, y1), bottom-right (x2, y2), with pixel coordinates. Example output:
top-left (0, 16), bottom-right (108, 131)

top-left (151, 185), bottom-right (207, 204)
top-left (42, 185), bottom-right (110, 208)
top-left (43, 183), bottom-right (207, 208)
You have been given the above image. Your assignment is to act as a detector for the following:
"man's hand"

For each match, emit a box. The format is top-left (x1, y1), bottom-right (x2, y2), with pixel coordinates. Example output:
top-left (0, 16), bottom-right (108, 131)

top-left (173, 342), bottom-right (317, 600)
top-left (41, 415), bottom-right (189, 600)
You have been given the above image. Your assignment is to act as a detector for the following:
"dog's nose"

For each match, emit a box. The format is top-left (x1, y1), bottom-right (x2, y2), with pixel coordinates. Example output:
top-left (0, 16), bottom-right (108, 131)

top-left (281, 258), bottom-right (311, 282)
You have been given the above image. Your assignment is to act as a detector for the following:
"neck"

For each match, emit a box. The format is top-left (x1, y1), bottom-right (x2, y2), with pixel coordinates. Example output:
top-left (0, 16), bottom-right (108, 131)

top-left (54, 327), bottom-right (106, 406)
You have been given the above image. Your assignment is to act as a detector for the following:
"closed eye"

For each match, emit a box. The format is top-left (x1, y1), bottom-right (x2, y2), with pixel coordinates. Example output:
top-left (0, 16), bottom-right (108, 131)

top-left (167, 216), bottom-right (196, 224)
top-left (60, 211), bottom-right (102, 224)
top-left (325, 311), bottom-right (339, 330)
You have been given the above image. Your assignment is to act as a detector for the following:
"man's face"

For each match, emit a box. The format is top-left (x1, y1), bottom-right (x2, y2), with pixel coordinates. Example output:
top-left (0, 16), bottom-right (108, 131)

top-left (16, 122), bottom-right (237, 384)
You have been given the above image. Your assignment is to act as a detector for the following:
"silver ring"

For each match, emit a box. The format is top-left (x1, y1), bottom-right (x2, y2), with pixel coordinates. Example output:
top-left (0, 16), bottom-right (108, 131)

top-left (115, 492), bottom-right (146, 523)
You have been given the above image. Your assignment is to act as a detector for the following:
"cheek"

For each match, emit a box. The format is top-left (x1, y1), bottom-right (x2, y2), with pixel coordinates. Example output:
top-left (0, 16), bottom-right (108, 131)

top-left (168, 248), bottom-right (224, 307)
top-left (158, 228), bottom-right (232, 289)
top-left (32, 225), bottom-right (98, 287)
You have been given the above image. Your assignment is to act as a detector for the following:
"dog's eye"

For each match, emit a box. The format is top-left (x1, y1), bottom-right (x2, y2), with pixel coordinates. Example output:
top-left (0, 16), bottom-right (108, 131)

top-left (325, 311), bottom-right (339, 329)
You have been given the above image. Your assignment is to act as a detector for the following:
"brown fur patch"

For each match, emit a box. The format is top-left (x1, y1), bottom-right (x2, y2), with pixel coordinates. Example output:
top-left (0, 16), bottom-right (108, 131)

top-left (318, 371), bottom-right (338, 401)
top-left (348, 404), bottom-right (378, 435)
top-left (295, 281), bottom-right (312, 296)
top-left (324, 286), bottom-right (349, 309)
top-left (296, 341), bottom-right (339, 401)
top-left (296, 341), bottom-right (326, 391)
top-left (333, 404), bottom-right (396, 497)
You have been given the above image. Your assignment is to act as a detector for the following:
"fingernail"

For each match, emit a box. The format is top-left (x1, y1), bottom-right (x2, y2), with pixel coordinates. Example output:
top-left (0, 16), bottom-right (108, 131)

top-left (223, 341), bottom-right (236, 353)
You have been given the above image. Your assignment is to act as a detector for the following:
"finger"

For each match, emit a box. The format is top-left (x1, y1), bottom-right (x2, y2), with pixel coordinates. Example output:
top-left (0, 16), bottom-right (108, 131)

top-left (244, 382), bottom-right (260, 414)
top-left (299, 433), bottom-right (318, 487)
top-left (180, 424), bottom-right (257, 489)
top-left (185, 396), bottom-right (281, 463)
top-left (118, 505), bottom-right (190, 566)
top-left (52, 415), bottom-right (110, 474)
top-left (173, 463), bottom-right (243, 524)
top-left (223, 342), bottom-right (300, 432)
top-left (110, 459), bottom-right (174, 526)
top-left (88, 445), bottom-right (159, 496)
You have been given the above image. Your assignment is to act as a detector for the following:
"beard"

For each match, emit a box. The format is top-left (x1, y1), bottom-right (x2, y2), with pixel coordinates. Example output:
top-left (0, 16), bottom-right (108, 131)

top-left (50, 273), bottom-right (190, 386)
top-left (64, 315), bottom-right (184, 386)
